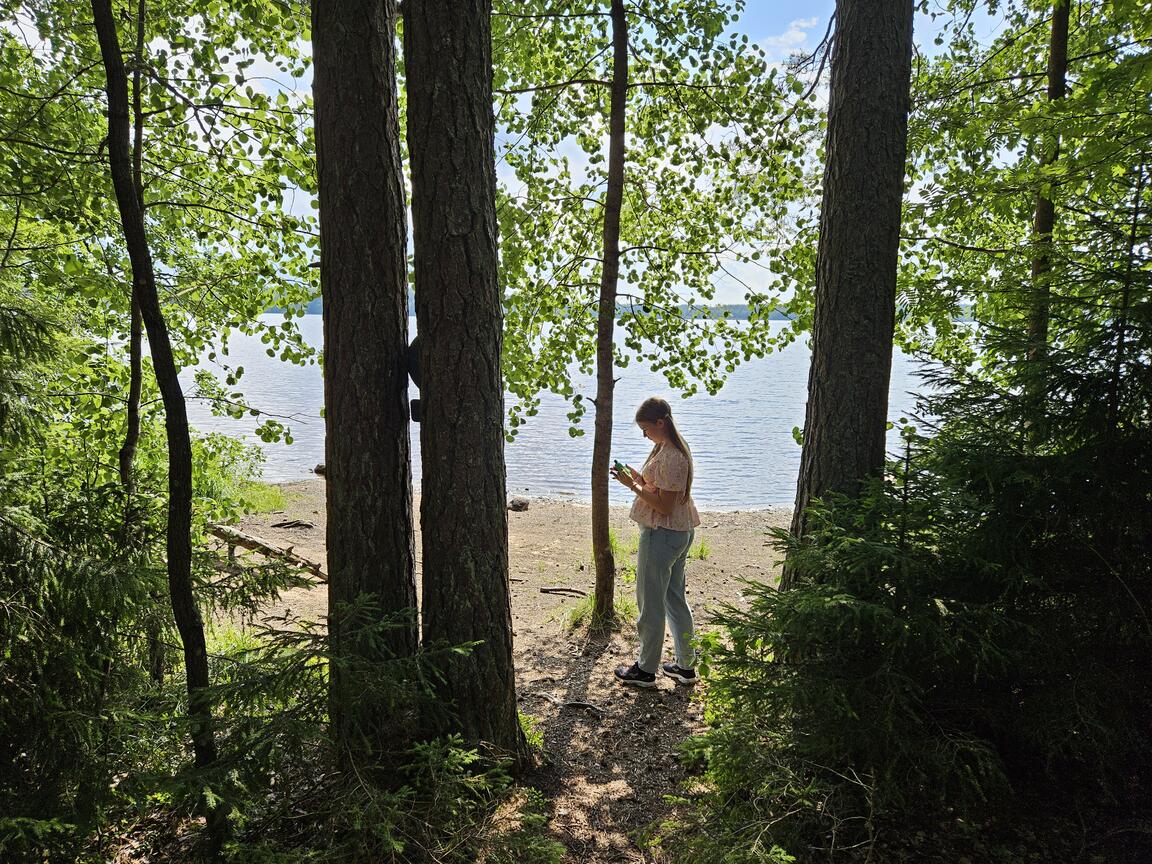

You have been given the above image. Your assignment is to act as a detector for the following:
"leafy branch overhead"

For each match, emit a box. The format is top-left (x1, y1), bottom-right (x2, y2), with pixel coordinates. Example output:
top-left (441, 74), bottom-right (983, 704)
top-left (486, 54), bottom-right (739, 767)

top-left (901, 0), bottom-right (1152, 363)
top-left (0, 0), bottom-right (318, 442)
top-left (493, 0), bottom-right (826, 435)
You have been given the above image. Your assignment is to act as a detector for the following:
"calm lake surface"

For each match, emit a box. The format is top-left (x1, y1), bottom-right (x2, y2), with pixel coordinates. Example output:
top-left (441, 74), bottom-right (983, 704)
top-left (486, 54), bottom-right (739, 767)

top-left (185, 315), bottom-right (928, 510)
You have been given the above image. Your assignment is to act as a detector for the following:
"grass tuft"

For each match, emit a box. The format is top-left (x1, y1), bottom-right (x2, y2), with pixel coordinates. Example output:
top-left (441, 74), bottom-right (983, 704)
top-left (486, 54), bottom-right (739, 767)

top-left (566, 594), bottom-right (638, 632)
top-left (608, 526), bottom-right (621, 558)
top-left (238, 481), bottom-right (287, 514)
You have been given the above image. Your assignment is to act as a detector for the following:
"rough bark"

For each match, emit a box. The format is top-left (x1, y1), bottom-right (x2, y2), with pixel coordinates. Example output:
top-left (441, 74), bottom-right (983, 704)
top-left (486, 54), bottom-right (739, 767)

top-left (311, 0), bottom-right (419, 757)
top-left (91, 0), bottom-right (219, 820)
top-left (591, 0), bottom-right (628, 626)
top-left (784, 0), bottom-right (914, 587)
top-left (1026, 0), bottom-right (1070, 364)
top-left (404, 0), bottom-right (525, 760)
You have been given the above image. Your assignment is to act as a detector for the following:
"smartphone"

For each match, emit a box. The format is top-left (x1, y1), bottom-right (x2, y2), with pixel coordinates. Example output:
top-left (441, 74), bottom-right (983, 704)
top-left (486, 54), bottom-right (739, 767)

top-left (612, 459), bottom-right (631, 478)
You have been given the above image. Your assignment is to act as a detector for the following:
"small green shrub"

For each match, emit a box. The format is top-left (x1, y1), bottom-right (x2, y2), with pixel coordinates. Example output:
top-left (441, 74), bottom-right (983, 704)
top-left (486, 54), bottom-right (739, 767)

top-left (152, 618), bottom-right (559, 864)
top-left (607, 528), bottom-right (640, 558)
top-left (519, 712), bottom-right (545, 755)
top-left (227, 733), bottom-right (564, 864)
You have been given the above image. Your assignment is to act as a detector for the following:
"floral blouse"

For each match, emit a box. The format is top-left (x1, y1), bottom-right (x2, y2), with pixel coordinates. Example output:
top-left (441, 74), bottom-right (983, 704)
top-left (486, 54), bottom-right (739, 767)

top-left (628, 445), bottom-right (701, 532)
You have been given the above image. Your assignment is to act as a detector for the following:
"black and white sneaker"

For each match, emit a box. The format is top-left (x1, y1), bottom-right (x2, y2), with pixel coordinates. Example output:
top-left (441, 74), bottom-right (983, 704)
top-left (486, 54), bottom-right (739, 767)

top-left (614, 663), bottom-right (657, 688)
top-left (661, 663), bottom-right (698, 685)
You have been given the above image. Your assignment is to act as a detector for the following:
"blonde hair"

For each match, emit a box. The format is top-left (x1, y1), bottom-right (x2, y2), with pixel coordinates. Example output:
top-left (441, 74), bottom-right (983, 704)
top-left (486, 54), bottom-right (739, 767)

top-left (635, 396), bottom-right (693, 499)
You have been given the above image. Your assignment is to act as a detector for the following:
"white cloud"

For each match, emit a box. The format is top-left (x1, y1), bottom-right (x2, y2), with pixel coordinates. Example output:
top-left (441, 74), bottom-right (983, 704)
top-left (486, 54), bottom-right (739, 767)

top-left (758, 17), bottom-right (822, 60)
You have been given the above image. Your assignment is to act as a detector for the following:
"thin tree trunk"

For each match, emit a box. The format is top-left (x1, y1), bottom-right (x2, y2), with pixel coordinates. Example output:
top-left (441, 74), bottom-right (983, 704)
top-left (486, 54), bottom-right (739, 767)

top-left (404, 0), bottom-right (526, 762)
top-left (591, 0), bottom-right (628, 626)
top-left (120, 303), bottom-right (143, 492)
top-left (1026, 0), bottom-right (1070, 364)
top-left (311, 0), bottom-right (419, 761)
top-left (783, 0), bottom-right (914, 588)
top-left (117, 0), bottom-right (144, 496)
top-left (116, 0), bottom-right (164, 687)
top-left (90, 0), bottom-right (220, 836)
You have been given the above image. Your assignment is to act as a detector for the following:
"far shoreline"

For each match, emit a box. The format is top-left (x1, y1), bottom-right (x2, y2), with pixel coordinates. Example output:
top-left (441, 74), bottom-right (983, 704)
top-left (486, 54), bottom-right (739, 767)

top-left (260, 475), bottom-right (794, 516)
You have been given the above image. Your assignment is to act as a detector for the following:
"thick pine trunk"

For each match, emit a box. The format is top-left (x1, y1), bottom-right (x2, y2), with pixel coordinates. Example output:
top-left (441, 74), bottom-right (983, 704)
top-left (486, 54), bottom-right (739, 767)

top-left (312, 0), bottom-right (419, 756)
top-left (404, 0), bottom-right (525, 760)
top-left (784, 0), bottom-right (914, 587)
top-left (591, 0), bottom-right (628, 626)
top-left (1026, 0), bottom-right (1070, 364)
top-left (91, 0), bottom-right (219, 825)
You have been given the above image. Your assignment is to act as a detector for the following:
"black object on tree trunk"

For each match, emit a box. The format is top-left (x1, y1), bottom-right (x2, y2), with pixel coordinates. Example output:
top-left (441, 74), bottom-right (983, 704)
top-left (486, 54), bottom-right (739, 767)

top-left (312, 0), bottom-right (420, 762)
top-left (404, 0), bottom-right (527, 762)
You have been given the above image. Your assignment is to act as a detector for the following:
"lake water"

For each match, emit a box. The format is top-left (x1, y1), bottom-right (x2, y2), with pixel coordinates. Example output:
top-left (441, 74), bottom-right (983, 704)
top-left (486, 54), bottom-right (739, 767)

top-left (184, 315), bottom-right (928, 510)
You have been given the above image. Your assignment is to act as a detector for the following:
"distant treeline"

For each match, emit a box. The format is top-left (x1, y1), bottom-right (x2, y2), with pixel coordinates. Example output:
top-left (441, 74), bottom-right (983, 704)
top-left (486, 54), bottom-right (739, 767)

top-left (277, 296), bottom-right (795, 321)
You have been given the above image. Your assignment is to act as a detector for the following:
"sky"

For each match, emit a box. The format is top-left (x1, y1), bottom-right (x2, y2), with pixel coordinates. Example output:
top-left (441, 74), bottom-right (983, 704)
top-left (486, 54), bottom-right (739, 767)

top-left (707, 5), bottom-right (836, 304)
top-left (740, 1), bottom-right (835, 55)
top-left (740, 0), bottom-right (1006, 63)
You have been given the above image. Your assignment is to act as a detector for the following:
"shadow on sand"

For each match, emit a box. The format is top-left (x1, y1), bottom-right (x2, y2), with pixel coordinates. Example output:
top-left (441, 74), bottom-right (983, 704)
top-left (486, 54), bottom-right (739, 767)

top-left (517, 623), bottom-right (703, 864)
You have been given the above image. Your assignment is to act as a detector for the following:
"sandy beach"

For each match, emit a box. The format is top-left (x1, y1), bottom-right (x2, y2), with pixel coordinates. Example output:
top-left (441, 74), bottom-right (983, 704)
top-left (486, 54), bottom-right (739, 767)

top-left (238, 479), bottom-right (789, 863)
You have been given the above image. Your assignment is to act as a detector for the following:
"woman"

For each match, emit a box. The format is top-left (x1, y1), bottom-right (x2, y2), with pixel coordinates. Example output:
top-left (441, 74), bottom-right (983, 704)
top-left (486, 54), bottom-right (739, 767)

top-left (610, 396), bottom-right (701, 688)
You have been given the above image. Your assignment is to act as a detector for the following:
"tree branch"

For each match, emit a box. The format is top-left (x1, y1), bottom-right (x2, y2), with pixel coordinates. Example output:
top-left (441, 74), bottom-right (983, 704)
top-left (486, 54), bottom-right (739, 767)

top-left (496, 77), bottom-right (610, 94)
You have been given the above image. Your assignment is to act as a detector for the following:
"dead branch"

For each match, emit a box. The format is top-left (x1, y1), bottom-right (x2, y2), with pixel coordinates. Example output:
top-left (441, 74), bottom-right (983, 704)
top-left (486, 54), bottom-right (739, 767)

top-left (209, 524), bottom-right (326, 582)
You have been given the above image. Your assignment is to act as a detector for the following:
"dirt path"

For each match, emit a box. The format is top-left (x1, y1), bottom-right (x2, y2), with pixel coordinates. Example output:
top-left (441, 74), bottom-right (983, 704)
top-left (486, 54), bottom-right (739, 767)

top-left (239, 479), bottom-right (789, 863)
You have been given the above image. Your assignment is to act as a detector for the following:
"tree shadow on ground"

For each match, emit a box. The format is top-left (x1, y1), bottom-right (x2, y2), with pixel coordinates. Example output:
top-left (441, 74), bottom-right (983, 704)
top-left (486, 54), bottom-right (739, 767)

top-left (517, 621), bottom-right (704, 864)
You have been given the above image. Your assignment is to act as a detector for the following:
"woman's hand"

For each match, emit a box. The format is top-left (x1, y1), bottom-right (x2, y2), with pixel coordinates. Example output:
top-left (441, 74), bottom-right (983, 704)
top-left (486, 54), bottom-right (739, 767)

top-left (610, 464), bottom-right (645, 491)
top-left (631, 470), bottom-right (658, 490)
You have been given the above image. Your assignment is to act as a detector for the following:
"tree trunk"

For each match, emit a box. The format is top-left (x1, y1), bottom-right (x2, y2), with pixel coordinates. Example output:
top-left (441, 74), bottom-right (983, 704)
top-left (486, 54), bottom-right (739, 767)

top-left (591, 0), bottom-right (628, 627)
top-left (1026, 0), bottom-right (1070, 364)
top-left (117, 5), bottom-right (143, 495)
top-left (120, 300), bottom-right (142, 494)
top-left (404, 0), bottom-right (526, 762)
top-left (91, 0), bottom-right (220, 828)
top-left (311, 0), bottom-right (419, 758)
top-left (783, 0), bottom-right (914, 588)
top-left (115, 0), bottom-right (164, 686)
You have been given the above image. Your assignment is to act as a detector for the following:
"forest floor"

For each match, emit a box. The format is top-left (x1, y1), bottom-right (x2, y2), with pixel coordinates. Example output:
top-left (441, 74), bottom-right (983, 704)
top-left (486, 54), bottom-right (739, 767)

top-left (239, 479), bottom-right (789, 864)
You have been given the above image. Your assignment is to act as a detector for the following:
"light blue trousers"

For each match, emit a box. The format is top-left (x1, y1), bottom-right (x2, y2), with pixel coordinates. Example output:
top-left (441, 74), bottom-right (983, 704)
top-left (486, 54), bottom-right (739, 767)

top-left (635, 525), bottom-right (696, 673)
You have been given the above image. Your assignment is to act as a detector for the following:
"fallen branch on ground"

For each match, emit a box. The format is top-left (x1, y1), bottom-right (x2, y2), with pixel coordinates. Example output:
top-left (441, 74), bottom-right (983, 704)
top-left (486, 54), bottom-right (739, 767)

top-left (271, 518), bottom-right (315, 529)
top-left (209, 524), bottom-right (327, 582)
top-left (540, 586), bottom-right (587, 597)
top-left (527, 690), bottom-right (606, 717)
